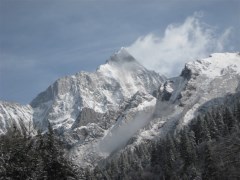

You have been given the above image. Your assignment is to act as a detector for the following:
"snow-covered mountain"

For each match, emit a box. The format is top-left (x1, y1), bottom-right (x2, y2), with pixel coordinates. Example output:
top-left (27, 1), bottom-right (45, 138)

top-left (30, 48), bottom-right (164, 131)
top-left (136, 52), bottom-right (240, 141)
top-left (0, 49), bottom-right (240, 168)
top-left (0, 48), bottom-right (164, 135)
top-left (0, 101), bottom-right (34, 135)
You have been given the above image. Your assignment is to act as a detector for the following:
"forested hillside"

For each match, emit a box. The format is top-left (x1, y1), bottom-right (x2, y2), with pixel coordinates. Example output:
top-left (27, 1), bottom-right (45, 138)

top-left (86, 98), bottom-right (240, 180)
top-left (1, 98), bottom-right (239, 180)
top-left (0, 125), bottom-right (78, 180)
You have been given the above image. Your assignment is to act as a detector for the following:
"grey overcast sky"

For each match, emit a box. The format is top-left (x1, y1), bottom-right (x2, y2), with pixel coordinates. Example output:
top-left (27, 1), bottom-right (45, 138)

top-left (0, 0), bottom-right (239, 104)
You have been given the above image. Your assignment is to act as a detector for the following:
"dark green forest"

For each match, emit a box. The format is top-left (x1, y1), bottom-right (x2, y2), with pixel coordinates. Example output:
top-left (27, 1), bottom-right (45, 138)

top-left (87, 100), bottom-right (240, 180)
top-left (1, 100), bottom-right (240, 180)
top-left (0, 124), bottom-right (78, 180)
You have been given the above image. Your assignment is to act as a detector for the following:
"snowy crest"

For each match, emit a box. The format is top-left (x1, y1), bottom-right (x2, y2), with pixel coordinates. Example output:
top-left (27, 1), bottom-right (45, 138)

top-left (183, 53), bottom-right (240, 79)
top-left (1, 51), bottom-right (240, 168)
top-left (29, 48), bottom-right (164, 130)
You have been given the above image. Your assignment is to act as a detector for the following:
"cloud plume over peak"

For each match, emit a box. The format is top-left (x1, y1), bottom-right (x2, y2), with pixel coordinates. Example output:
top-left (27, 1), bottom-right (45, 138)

top-left (127, 13), bottom-right (233, 77)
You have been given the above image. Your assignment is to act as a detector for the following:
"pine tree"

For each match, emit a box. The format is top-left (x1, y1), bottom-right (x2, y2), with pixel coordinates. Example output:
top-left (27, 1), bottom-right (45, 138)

top-left (223, 108), bottom-right (238, 133)
top-left (118, 152), bottom-right (129, 177)
top-left (180, 129), bottom-right (197, 167)
top-left (189, 130), bottom-right (197, 163)
top-left (237, 101), bottom-right (240, 123)
top-left (39, 123), bottom-right (77, 180)
top-left (1, 125), bottom-right (43, 179)
top-left (191, 116), bottom-right (205, 144)
top-left (233, 101), bottom-right (240, 123)
top-left (150, 141), bottom-right (159, 168)
top-left (201, 117), bottom-right (211, 142)
top-left (85, 167), bottom-right (92, 180)
top-left (93, 166), bottom-right (104, 180)
top-left (150, 140), bottom-right (164, 176)
top-left (209, 116), bottom-right (219, 139)
top-left (203, 143), bottom-right (218, 180)
top-left (165, 134), bottom-right (180, 177)
top-left (166, 134), bottom-right (177, 156)
top-left (109, 159), bottom-right (119, 179)
top-left (215, 111), bottom-right (226, 136)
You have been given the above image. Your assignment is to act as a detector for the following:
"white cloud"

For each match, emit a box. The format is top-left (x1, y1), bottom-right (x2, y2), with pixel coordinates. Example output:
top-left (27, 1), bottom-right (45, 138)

top-left (127, 13), bottom-right (233, 77)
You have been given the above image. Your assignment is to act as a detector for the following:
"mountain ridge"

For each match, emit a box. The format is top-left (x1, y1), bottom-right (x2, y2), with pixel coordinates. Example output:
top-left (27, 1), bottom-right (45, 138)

top-left (0, 50), bottom-right (240, 168)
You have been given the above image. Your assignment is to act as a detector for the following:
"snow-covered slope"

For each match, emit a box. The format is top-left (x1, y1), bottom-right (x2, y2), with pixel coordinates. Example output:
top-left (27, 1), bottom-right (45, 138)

top-left (68, 92), bottom-right (157, 167)
top-left (30, 48), bottom-right (164, 131)
top-left (134, 52), bottom-right (240, 143)
top-left (179, 53), bottom-right (240, 123)
top-left (0, 101), bottom-right (34, 135)
top-left (0, 50), bottom-right (239, 168)
top-left (67, 52), bottom-right (240, 167)
top-left (0, 48), bottom-right (164, 167)
top-left (184, 53), bottom-right (240, 79)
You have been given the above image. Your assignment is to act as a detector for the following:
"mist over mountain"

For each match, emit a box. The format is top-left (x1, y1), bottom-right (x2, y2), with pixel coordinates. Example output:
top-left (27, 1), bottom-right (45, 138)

top-left (0, 48), bottom-right (240, 179)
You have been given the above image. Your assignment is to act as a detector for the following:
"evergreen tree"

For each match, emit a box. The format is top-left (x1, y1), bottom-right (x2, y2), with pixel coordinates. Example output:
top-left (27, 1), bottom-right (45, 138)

top-left (223, 108), bottom-right (237, 133)
top-left (180, 129), bottom-right (195, 166)
top-left (208, 116), bottom-right (219, 139)
top-left (188, 130), bottom-right (197, 163)
top-left (215, 111), bottom-right (226, 136)
top-left (150, 142), bottom-right (158, 168)
top-left (85, 167), bottom-right (92, 180)
top-left (93, 166), bottom-right (104, 180)
top-left (109, 159), bottom-right (119, 179)
top-left (165, 134), bottom-right (180, 175)
top-left (118, 153), bottom-right (129, 177)
top-left (191, 116), bottom-right (205, 144)
top-left (39, 123), bottom-right (77, 180)
top-left (203, 143), bottom-right (218, 180)
top-left (0, 125), bottom-right (38, 179)
top-left (202, 117), bottom-right (211, 142)
top-left (233, 101), bottom-right (240, 123)
top-left (166, 134), bottom-right (177, 156)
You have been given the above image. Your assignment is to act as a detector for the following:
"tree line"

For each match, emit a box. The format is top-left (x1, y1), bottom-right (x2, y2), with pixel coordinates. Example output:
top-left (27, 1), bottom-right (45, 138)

top-left (87, 99), bottom-right (240, 180)
top-left (0, 124), bottom-right (78, 180)
top-left (1, 99), bottom-right (239, 179)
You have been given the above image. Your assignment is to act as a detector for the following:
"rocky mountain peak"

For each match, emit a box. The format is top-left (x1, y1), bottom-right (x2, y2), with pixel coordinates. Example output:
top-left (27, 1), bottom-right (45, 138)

top-left (0, 51), bottom-right (240, 169)
top-left (107, 47), bottom-right (136, 64)
top-left (26, 47), bottom-right (165, 131)
top-left (181, 52), bottom-right (240, 80)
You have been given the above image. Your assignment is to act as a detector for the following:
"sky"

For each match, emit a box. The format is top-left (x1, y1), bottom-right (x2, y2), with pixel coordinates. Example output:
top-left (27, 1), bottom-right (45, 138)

top-left (0, 0), bottom-right (239, 104)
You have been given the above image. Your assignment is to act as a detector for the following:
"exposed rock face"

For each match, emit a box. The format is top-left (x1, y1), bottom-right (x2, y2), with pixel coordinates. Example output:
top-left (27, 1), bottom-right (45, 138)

top-left (0, 51), bottom-right (240, 168)
top-left (0, 101), bottom-right (34, 135)
top-left (71, 108), bottom-right (104, 129)
top-left (151, 53), bottom-right (240, 137)
top-left (0, 48), bottom-right (165, 167)
top-left (30, 48), bottom-right (165, 131)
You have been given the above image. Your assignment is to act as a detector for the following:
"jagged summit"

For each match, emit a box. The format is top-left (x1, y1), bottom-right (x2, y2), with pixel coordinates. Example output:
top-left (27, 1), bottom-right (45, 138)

top-left (158, 52), bottom-right (240, 127)
top-left (107, 47), bottom-right (136, 64)
top-left (1, 51), bottom-right (240, 168)
top-left (97, 47), bottom-right (149, 78)
top-left (181, 52), bottom-right (240, 80)
top-left (28, 47), bottom-right (164, 130)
